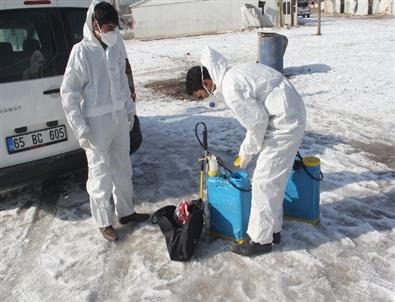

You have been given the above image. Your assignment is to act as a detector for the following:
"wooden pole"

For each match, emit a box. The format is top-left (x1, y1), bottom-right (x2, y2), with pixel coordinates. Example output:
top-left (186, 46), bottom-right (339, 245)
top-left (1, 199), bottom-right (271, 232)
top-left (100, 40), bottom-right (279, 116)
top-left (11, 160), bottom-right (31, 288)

top-left (291, 0), bottom-right (296, 26)
top-left (279, 0), bottom-right (284, 27)
top-left (317, 0), bottom-right (322, 35)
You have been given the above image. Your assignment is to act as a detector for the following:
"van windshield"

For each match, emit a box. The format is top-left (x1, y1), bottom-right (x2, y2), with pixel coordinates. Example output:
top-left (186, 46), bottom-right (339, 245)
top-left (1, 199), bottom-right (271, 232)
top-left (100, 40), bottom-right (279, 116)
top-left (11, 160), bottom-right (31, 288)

top-left (298, 2), bottom-right (309, 8)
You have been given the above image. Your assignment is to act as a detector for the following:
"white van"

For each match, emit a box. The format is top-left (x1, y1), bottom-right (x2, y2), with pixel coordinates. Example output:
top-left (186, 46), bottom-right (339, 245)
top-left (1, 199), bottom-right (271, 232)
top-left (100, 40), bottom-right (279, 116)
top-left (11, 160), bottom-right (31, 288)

top-left (297, 0), bottom-right (311, 17)
top-left (0, 0), bottom-right (91, 189)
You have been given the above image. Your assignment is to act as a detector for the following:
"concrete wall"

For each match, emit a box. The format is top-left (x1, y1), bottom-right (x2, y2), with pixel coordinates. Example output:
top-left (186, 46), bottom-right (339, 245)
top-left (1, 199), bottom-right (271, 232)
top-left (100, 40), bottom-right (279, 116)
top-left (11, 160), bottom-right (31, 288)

top-left (378, 0), bottom-right (394, 15)
top-left (324, 0), bottom-right (340, 14)
top-left (131, 0), bottom-right (279, 40)
top-left (324, 0), bottom-right (394, 15)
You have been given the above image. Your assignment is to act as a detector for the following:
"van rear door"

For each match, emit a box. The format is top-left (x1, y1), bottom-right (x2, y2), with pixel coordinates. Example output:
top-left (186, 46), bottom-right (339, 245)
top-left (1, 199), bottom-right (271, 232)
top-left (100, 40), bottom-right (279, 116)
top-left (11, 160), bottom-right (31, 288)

top-left (0, 7), bottom-right (76, 169)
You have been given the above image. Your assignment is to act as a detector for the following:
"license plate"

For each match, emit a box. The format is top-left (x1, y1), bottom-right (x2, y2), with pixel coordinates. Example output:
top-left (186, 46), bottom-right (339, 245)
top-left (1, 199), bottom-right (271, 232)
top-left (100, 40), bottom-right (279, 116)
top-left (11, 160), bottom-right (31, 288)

top-left (6, 125), bottom-right (67, 154)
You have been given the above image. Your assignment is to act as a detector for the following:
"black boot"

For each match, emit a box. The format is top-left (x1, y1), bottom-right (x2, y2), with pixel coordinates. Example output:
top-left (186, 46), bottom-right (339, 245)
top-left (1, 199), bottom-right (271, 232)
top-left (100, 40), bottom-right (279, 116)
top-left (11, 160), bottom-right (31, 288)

top-left (231, 238), bottom-right (272, 256)
top-left (272, 232), bottom-right (281, 244)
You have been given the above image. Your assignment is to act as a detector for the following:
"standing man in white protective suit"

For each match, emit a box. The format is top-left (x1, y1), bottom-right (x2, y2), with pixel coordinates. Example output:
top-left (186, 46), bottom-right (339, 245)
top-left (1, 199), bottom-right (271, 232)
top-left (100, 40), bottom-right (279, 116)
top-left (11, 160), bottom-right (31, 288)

top-left (186, 47), bottom-right (306, 256)
top-left (61, 0), bottom-right (149, 242)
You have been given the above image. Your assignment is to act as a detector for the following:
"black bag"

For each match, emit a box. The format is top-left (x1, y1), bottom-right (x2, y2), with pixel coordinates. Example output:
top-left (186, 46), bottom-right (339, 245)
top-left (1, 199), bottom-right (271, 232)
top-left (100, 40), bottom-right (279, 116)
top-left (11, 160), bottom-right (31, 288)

top-left (151, 199), bottom-right (204, 261)
top-left (129, 115), bottom-right (143, 155)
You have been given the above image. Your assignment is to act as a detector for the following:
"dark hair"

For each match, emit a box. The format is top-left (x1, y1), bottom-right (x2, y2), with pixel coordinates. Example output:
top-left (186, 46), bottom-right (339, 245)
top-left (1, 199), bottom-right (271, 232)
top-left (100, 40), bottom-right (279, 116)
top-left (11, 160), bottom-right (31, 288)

top-left (93, 2), bottom-right (119, 27)
top-left (186, 66), bottom-right (211, 95)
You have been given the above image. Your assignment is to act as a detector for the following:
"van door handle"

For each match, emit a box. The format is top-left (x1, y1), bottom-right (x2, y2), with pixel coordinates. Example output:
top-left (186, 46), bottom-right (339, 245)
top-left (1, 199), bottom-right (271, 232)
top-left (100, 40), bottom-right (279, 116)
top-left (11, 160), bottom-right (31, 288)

top-left (43, 88), bottom-right (61, 95)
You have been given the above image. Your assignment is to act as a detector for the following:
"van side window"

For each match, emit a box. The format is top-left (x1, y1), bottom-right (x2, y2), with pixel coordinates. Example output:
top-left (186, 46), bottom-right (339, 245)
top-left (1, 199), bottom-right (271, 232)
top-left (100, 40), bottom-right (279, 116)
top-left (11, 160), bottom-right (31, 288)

top-left (0, 10), bottom-right (62, 84)
top-left (60, 8), bottom-right (88, 48)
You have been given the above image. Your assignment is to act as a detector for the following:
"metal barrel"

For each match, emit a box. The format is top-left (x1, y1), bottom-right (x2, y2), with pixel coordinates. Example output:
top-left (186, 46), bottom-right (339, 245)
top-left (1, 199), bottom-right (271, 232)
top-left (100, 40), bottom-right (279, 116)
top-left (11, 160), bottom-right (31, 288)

top-left (257, 32), bottom-right (288, 73)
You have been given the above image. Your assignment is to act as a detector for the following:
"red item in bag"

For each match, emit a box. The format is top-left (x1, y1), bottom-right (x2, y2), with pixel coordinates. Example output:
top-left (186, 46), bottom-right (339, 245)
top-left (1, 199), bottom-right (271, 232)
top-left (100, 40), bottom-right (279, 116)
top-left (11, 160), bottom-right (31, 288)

top-left (174, 200), bottom-right (192, 225)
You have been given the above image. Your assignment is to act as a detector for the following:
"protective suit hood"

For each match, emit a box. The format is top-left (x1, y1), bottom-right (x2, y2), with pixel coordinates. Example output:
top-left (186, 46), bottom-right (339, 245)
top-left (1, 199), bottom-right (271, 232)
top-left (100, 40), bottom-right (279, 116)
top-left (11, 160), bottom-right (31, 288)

top-left (83, 0), bottom-right (119, 45)
top-left (200, 47), bottom-right (231, 95)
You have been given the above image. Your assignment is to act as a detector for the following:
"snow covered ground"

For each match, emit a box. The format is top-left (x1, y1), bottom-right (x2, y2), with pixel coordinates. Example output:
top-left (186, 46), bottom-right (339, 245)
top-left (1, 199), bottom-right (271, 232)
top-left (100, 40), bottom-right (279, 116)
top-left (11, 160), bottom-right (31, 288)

top-left (1, 18), bottom-right (395, 302)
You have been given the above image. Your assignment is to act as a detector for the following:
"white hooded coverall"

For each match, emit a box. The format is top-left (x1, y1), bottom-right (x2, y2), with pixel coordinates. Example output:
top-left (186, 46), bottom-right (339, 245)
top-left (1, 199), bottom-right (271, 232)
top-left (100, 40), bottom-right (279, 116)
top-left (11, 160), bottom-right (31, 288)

top-left (201, 47), bottom-right (306, 244)
top-left (61, 0), bottom-right (136, 227)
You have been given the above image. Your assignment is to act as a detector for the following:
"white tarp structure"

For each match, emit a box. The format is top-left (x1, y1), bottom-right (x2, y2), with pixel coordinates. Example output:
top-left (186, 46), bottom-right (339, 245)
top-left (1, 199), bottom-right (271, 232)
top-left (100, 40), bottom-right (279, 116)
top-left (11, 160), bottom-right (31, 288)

top-left (241, 4), bottom-right (264, 30)
top-left (130, 0), bottom-right (280, 40)
top-left (324, 0), bottom-right (395, 16)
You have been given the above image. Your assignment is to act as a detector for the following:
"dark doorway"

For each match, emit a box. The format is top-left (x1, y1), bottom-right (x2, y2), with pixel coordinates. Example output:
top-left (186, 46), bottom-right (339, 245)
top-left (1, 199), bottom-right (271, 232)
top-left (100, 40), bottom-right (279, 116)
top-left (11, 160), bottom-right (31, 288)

top-left (340, 0), bottom-right (345, 13)
top-left (368, 0), bottom-right (373, 14)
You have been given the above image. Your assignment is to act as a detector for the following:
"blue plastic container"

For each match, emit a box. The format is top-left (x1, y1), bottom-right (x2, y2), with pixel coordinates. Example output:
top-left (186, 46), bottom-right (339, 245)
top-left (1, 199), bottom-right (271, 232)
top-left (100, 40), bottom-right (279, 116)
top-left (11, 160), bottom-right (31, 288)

top-left (207, 171), bottom-right (252, 242)
top-left (284, 156), bottom-right (321, 225)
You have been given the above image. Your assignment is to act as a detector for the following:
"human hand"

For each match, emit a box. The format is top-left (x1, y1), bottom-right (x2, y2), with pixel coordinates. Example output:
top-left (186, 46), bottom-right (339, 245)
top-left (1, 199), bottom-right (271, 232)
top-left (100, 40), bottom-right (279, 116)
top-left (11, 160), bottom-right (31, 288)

top-left (234, 156), bottom-right (241, 167)
top-left (79, 137), bottom-right (91, 150)
top-left (239, 153), bottom-right (252, 169)
top-left (79, 131), bottom-right (94, 150)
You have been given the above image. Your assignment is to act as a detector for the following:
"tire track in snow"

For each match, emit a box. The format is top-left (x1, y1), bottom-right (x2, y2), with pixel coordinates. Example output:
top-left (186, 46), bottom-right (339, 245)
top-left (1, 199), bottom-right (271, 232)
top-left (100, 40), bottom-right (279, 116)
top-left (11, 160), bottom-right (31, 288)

top-left (4, 179), bottom-right (63, 302)
top-left (89, 244), bottom-right (130, 302)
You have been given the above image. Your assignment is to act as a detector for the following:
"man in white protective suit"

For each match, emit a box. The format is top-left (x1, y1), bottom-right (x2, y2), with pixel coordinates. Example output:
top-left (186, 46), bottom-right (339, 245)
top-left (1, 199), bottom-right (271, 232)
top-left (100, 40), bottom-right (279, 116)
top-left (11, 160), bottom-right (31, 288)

top-left (186, 47), bottom-right (306, 256)
top-left (61, 0), bottom-right (149, 242)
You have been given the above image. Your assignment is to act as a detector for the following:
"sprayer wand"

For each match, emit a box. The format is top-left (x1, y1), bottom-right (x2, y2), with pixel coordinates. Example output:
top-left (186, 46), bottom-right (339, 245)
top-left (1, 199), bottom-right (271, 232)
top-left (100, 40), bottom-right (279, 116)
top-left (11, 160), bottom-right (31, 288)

top-left (195, 122), bottom-right (209, 200)
top-left (195, 122), bottom-right (252, 194)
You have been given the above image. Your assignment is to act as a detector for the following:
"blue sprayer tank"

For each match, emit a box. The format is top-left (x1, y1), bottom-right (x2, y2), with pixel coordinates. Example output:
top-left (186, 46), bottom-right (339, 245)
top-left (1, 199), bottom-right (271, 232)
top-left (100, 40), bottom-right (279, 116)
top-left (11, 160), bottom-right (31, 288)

top-left (283, 156), bottom-right (321, 225)
top-left (207, 156), bottom-right (321, 243)
top-left (207, 171), bottom-right (251, 243)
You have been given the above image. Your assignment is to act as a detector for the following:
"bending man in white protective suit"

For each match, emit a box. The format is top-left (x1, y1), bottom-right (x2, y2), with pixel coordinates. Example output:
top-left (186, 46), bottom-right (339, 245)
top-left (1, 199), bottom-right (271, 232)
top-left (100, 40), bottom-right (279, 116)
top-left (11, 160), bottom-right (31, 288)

top-left (61, 0), bottom-right (149, 242)
top-left (186, 47), bottom-right (306, 256)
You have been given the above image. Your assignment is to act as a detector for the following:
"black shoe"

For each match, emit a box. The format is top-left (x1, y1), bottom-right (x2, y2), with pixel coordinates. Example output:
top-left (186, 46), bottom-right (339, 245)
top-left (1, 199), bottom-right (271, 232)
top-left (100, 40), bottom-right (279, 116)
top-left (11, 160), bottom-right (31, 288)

top-left (119, 212), bottom-right (150, 224)
top-left (231, 239), bottom-right (272, 256)
top-left (273, 232), bottom-right (281, 244)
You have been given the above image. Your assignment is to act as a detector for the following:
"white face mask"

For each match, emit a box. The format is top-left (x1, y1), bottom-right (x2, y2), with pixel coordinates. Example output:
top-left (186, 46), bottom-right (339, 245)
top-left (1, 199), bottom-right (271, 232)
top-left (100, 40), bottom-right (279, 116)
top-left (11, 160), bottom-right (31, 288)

top-left (201, 66), bottom-right (217, 108)
top-left (95, 20), bottom-right (118, 47)
top-left (101, 31), bottom-right (117, 47)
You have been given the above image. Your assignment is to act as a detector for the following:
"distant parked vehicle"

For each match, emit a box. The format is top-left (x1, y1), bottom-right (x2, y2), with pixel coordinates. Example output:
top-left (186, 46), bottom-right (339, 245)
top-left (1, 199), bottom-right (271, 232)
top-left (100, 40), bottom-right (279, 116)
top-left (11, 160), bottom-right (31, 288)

top-left (298, 0), bottom-right (311, 17)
